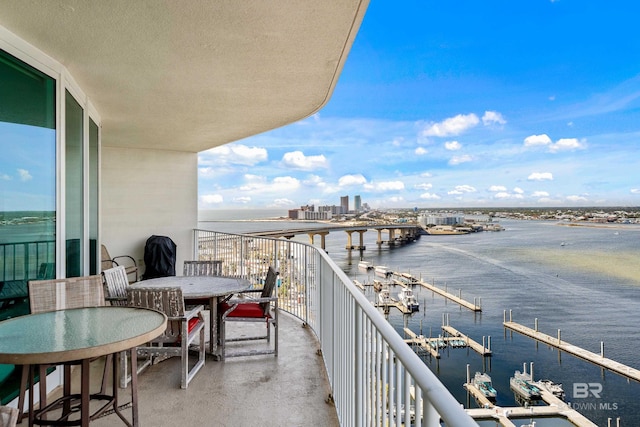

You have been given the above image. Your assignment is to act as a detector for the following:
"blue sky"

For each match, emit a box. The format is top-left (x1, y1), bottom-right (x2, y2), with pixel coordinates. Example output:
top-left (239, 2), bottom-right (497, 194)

top-left (199, 1), bottom-right (640, 210)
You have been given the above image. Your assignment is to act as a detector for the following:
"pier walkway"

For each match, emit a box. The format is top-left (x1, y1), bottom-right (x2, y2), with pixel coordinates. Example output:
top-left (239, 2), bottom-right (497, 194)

top-left (503, 313), bottom-right (640, 383)
top-left (465, 375), bottom-right (597, 426)
top-left (441, 320), bottom-right (492, 356)
top-left (417, 278), bottom-right (481, 311)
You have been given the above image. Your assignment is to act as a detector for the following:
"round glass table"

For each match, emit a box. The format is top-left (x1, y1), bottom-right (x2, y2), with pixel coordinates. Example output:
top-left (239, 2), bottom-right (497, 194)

top-left (0, 306), bottom-right (167, 427)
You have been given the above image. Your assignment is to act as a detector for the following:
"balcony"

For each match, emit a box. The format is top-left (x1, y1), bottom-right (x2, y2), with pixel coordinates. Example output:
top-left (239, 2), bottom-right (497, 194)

top-left (3, 230), bottom-right (477, 426)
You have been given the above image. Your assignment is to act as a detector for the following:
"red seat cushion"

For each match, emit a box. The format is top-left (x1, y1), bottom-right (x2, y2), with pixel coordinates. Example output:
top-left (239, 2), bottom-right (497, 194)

top-left (188, 317), bottom-right (200, 333)
top-left (220, 302), bottom-right (271, 318)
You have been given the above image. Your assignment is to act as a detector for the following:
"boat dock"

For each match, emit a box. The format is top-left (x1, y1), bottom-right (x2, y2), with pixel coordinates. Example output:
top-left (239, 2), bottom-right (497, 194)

top-left (441, 314), bottom-right (491, 356)
top-left (411, 274), bottom-right (481, 312)
top-left (403, 328), bottom-right (442, 358)
top-left (464, 364), bottom-right (598, 427)
top-left (376, 299), bottom-right (413, 314)
top-left (503, 311), bottom-right (640, 383)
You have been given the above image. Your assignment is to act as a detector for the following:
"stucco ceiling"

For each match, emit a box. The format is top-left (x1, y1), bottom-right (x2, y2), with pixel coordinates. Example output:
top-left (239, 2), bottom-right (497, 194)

top-left (0, 0), bottom-right (368, 152)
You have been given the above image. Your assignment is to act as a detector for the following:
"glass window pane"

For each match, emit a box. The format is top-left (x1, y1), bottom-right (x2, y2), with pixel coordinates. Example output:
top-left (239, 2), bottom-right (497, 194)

top-left (89, 119), bottom-right (99, 275)
top-left (65, 90), bottom-right (83, 278)
top-left (0, 49), bottom-right (56, 322)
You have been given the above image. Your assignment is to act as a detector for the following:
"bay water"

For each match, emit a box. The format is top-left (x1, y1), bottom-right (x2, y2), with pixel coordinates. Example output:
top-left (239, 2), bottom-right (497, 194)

top-left (201, 210), bottom-right (640, 426)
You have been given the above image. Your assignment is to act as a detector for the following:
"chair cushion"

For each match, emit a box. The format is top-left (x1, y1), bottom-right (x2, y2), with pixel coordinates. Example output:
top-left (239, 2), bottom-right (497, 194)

top-left (220, 302), bottom-right (271, 318)
top-left (188, 317), bottom-right (200, 333)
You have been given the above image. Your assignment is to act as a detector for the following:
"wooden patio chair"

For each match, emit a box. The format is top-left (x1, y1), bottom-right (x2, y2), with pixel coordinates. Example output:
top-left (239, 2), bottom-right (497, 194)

top-left (0, 405), bottom-right (18, 427)
top-left (218, 266), bottom-right (278, 359)
top-left (183, 260), bottom-right (223, 276)
top-left (126, 287), bottom-right (205, 389)
top-left (101, 244), bottom-right (138, 283)
top-left (19, 276), bottom-right (106, 421)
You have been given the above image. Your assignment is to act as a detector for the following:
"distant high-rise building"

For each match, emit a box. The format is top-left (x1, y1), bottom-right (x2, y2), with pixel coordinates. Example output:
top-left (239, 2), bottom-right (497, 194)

top-left (354, 195), bottom-right (362, 212)
top-left (340, 195), bottom-right (349, 214)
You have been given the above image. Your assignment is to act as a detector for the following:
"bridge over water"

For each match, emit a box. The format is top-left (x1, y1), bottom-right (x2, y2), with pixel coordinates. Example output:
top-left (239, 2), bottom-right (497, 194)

top-left (247, 224), bottom-right (423, 251)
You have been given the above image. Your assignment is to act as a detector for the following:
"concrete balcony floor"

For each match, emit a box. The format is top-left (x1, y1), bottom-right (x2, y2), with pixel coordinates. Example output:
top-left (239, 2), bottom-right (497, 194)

top-left (41, 311), bottom-right (339, 427)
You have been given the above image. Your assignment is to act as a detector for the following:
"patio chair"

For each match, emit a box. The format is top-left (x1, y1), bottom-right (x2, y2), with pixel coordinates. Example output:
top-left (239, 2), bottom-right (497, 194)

top-left (183, 260), bottom-right (223, 276)
top-left (101, 244), bottom-right (138, 283)
top-left (19, 276), bottom-right (106, 421)
top-left (102, 266), bottom-right (133, 388)
top-left (126, 287), bottom-right (205, 389)
top-left (218, 266), bottom-right (278, 359)
top-left (0, 405), bottom-right (18, 427)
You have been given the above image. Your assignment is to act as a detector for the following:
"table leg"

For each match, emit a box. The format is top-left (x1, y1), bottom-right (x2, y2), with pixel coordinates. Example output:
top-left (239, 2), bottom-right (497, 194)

top-left (81, 359), bottom-right (90, 427)
top-left (209, 296), bottom-right (216, 355)
top-left (130, 348), bottom-right (139, 427)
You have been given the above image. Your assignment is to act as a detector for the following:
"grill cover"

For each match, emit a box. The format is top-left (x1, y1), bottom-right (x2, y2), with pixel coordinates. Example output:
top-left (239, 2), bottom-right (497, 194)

top-left (142, 235), bottom-right (176, 280)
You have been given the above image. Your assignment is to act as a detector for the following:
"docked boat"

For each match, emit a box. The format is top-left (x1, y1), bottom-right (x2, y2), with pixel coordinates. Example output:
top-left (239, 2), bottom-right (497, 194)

top-left (398, 288), bottom-right (419, 312)
top-left (374, 265), bottom-right (392, 277)
top-left (378, 288), bottom-right (391, 305)
top-left (510, 370), bottom-right (541, 400)
top-left (358, 260), bottom-right (373, 270)
top-left (536, 379), bottom-right (565, 401)
top-left (472, 372), bottom-right (497, 400)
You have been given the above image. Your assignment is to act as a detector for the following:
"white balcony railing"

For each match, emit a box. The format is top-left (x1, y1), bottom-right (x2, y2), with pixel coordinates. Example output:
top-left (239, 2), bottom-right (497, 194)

top-left (193, 229), bottom-right (478, 427)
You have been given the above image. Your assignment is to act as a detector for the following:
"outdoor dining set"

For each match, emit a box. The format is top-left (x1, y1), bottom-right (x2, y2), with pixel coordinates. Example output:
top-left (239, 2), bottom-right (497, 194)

top-left (0, 260), bottom-right (279, 427)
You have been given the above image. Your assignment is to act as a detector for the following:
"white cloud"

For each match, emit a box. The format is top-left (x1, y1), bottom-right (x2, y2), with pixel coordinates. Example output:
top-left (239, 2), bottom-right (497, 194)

top-left (1, 173), bottom-right (11, 181)
top-left (524, 134), bottom-right (552, 147)
top-left (513, 187), bottom-right (524, 194)
top-left (631, 188), bottom-right (640, 194)
top-left (415, 183), bottom-right (433, 190)
top-left (200, 144), bottom-right (267, 166)
top-left (338, 174), bottom-right (367, 186)
top-left (482, 111), bottom-right (506, 126)
top-left (448, 185), bottom-right (476, 195)
top-left (364, 181), bottom-right (405, 192)
top-left (489, 185), bottom-right (507, 192)
top-left (18, 169), bottom-right (32, 181)
top-left (422, 113), bottom-right (479, 137)
top-left (303, 175), bottom-right (326, 187)
top-left (201, 194), bottom-right (223, 204)
top-left (494, 192), bottom-right (511, 199)
top-left (420, 172), bottom-right (433, 178)
top-left (549, 138), bottom-right (585, 152)
top-left (281, 151), bottom-right (328, 170)
top-left (271, 176), bottom-right (301, 191)
top-left (415, 147), bottom-right (428, 155)
top-left (449, 154), bottom-right (472, 165)
top-left (420, 192), bottom-right (441, 200)
top-left (528, 172), bottom-right (554, 181)
top-left (566, 195), bottom-right (588, 202)
top-left (232, 197), bottom-right (251, 204)
top-left (532, 191), bottom-right (550, 197)
top-left (444, 140), bottom-right (461, 151)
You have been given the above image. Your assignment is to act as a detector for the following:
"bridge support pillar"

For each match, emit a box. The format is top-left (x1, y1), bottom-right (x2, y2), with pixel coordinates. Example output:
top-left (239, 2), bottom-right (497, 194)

top-left (345, 230), bottom-right (366, 250)
top-left (308, 231), bottom-right (330, 252)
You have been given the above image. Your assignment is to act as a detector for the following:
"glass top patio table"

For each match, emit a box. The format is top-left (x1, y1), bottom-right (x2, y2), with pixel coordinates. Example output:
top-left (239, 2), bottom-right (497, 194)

top-left (0, 306), bottom-right (167, 365)
top-left (133, 276), bottom-right (251, 356)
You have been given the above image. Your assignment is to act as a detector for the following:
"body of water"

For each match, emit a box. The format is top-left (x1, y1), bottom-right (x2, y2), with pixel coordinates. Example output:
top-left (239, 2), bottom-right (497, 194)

top-left (199, 209), bottom-right (640, 426)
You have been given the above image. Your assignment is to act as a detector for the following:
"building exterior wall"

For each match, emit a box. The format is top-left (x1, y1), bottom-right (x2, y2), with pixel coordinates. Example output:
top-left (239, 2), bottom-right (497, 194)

top-left (101, 146), bottom-right (197, 276)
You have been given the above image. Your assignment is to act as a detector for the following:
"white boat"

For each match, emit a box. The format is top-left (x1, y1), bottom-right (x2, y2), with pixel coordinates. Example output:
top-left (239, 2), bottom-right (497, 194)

top-left (472, 372), bottom-right (497, 399)
top-left (536, 379), bottom-right (565, 400)
top-left (374, 265), bottom-right (392, 277)
top-left (398, 288), bottom-right (419, 312)
top-left (358, 260), bottom-right (373, 270)
top-left (510, 370), bottom-right (541, 400)
top-left (378, 288), bottom-right (391, 304)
